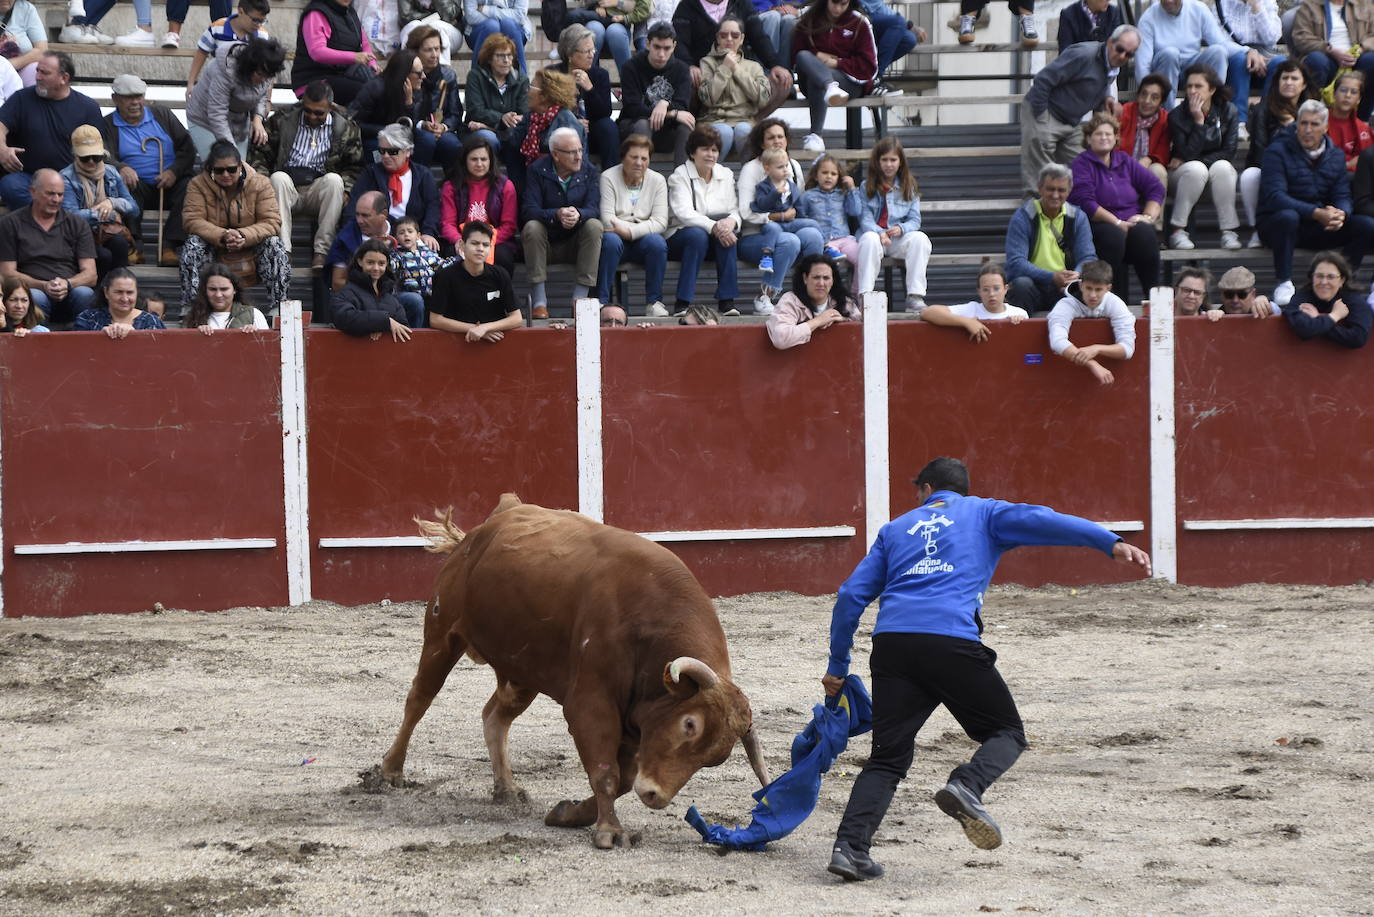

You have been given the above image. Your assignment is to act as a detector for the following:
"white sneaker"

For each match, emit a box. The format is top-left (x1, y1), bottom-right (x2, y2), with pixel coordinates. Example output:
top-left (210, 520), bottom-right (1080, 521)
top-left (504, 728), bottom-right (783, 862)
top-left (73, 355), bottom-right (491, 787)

top-left (1220, 230), bottom-right (1242, 250)
top-left (1237, 123), bottom-right (1249, 142)
top-left (1247, 231), bottom-right (1262, 249)
top-left (161, 31), bottom-right (181, 48)
top-left (824, 81), bottom-right (849, 107)
top-left (1018, 13), bottom-right (1039, 47)
top-left (1273, 279), bottom-right (1295, 306)
top-left (1169, 228), bottom-right (1194, 250)
top-left (645, 301), bottom-right (669, 317)
top-left (802, 133), bottom-right (825, 153)
top-left (87, 23), bottom-right (114, 44)
top-left (59, 22), bottom-right (99, 43)
top-left (115, 27), bottom-right (156, 47)
top-left (753, 292), bottom-right (776, 315)
top-left (67, 0), bottom-right (85, 16)
top-left (905, 295), bottom-right (926, 313)
top-left (957, 13), bottom-right (976, 43)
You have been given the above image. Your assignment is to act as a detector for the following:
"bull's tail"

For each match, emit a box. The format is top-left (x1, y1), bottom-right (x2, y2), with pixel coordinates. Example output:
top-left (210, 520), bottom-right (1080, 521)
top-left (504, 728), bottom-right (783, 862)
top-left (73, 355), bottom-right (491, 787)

top-left (414, 507), bottom-right (466, 554)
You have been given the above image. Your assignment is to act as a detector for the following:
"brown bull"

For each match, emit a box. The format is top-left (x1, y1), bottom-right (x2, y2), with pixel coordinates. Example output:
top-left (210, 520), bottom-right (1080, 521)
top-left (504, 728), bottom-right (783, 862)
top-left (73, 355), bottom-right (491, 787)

top-left (381, 494), bottom-right (771, 848)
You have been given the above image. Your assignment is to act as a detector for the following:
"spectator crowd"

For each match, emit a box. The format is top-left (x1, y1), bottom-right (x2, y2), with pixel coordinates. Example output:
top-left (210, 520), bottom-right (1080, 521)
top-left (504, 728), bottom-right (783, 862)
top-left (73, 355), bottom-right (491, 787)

top-left (0, 0), bottom-right (1367, 350)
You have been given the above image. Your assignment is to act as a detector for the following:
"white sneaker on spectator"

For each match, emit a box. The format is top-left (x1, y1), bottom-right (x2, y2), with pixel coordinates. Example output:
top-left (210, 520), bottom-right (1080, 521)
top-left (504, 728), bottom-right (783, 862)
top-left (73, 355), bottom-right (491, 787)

top-left (645, 301), bottom-right (669, 317)
top-left (161, 31), bottom-right (181, 47)
top-left (1220, 230), bottom-right (1242, 250)
top-left (87, 23), bottom-right (114, 43)
top-left (753, 291), bottom-right (776, 315)
top-left (1273, 279), bottom-right (1295, 306)
top-left (67, 0), bottom-right (85, 16)
top-left (957, 14), bottom-right (976, 43)
top-left (872, 82), bottom-right (903, 98)
top-left (905, 295), bottom-right (926, 313)
top-left (1169, 228), bottom-right (1194, 250)
top-left (802, 133), bottom-right (825, 153)
top-left (824, 81), bottom-right (849, 107)
top-left (1018, 13), bottom-right (1039, 46)
top-left (115, 27), bottom-right (156, 46)
top-left (1237, 122), bottom-right (1249, 142)
top-left (1247, 231), bottom-right (1262, 249)
top-left (59, 22), bottom-right (99, 42)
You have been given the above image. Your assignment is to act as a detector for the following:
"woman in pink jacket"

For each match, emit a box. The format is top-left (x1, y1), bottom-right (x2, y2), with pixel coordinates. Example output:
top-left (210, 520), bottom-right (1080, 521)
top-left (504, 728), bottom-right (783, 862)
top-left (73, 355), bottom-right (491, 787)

top-left (790, 0), bottom-right (877, 153)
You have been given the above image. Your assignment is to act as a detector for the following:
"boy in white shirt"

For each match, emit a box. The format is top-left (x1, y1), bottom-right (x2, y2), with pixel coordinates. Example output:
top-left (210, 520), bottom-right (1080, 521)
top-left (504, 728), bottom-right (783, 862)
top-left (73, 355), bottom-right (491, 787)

top-left (920, 263), bottom-right (1030, 341)
top-left (1047, 259), bottom-right (1136, 386)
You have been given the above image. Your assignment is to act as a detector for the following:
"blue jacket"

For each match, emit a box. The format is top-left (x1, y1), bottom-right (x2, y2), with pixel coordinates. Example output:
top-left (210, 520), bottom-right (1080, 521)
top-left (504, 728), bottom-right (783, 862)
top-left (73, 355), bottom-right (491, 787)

top-left (520, 155), bottom-right (601, 242)
top-left (1258, 126), bottom-right (1352, 218)
top-left (752, 177), bottom-right (799, 215)
top-left (827, 491), bottom-right (1122, 674)
top-left (1283, 285), bottom-right (1371, 348)
top-left (1005, 199), bottom-right (1096, 284)
top-left (59, 163), bottom-right (140, 229)
top-left (797, 186), bottom-right (861, 240)
top-left (346, 162), bottom-right (442, 237)
top-left (854, 179), bottom-right (921, 235)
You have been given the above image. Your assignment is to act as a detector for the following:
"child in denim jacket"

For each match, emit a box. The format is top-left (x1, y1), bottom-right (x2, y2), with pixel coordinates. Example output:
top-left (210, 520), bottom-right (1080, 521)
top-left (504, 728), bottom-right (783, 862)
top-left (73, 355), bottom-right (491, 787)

top-left (390, 216), bottom-right (452, 297)
top-left (796, 154), bottom-right (865, 283)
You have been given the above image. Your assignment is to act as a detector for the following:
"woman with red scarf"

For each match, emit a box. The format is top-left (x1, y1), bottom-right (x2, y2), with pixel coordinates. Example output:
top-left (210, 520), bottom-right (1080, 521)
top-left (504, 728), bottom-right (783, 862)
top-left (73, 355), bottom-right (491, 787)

top-left (440, 133), bottom-right (519, 272)
top-left (345, 121), bottom-right (442, 249)
top-left (501, 67), bottom-right (585, 191)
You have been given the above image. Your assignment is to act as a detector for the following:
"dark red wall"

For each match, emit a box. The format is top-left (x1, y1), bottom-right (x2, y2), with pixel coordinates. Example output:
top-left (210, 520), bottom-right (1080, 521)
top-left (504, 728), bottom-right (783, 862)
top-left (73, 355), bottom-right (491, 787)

top-left (0, 332), bottom-right (288, 616)
top-left (888, 320), bottom-right (1152, 586)
top-left (1174, 316), bottom-right (1374, 585)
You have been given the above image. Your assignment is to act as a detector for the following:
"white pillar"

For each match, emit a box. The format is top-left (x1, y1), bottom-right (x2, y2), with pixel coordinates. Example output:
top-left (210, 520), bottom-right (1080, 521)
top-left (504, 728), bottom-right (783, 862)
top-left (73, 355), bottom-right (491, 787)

top-left (280, 299), bottom-right (311, 605)
top-left (575, 298), bottom-right (604, 522)
top-left (862, 291), bottom-right (890, 549)
top-left (1148, 287), bottom-right (1178, 582)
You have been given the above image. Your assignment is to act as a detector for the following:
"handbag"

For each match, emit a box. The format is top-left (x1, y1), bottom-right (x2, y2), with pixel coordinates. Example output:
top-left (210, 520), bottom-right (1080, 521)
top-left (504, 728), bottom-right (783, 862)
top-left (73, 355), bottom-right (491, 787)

top-left (285, 165), bottom-right (324, 186)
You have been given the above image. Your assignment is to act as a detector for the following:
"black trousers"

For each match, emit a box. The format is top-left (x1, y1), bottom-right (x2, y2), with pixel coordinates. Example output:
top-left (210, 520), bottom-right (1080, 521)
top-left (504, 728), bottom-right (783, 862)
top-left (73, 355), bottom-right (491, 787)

top-left (835, 632), bottom-right (1028, 854)
top-left (1089, 221), bottom-right (1160, 303)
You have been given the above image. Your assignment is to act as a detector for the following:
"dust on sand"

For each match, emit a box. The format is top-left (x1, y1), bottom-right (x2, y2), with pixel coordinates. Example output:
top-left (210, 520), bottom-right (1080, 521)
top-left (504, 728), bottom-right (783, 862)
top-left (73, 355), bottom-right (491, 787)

top-left (1, 581), bottom-right (1370, 916)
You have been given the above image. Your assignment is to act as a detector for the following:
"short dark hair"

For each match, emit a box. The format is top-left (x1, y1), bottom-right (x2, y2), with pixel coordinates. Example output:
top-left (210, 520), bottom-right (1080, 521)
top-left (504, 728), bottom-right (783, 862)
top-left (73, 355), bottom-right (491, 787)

top-left (394, 216), bottom-right (420, 234)
top-left (914, 457), bottom-right (970, 497)
top-left (240, 0), bottom-right (270, 16)
top-left (461, 220), bottom-right (493, 242)
top-left (1174, 267), bottom-right (1210, 290)
top-left (646, 22), bottom-right (676, 43)
top-left (302, 79), bottom-right (334, 104)
top-left (1081, 260), bottom-right (1114, 285)
top-left (206, 139), bottom-right (243, 169)
top-left (41, 50), bottom-right (75, 81)
top-left (685, 125), bottom-right (722, 157)
top-left (1137, 72), bottom-right (1172, 102)
top-left (978, 262), bottom-right (1008, 284)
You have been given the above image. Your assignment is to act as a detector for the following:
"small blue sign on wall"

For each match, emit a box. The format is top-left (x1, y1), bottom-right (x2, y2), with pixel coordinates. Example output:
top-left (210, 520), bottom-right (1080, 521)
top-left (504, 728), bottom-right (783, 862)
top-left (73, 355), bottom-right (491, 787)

top-left (1023, 353), bottom-right (1044, 365)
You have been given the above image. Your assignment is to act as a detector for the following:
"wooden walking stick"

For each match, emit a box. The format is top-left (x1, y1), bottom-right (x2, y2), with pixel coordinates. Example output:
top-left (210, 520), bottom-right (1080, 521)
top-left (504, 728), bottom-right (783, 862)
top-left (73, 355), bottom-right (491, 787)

top-left (430, 80), bottom-right (448, 136)
top-left (140, 135), bottom-right (165, 260)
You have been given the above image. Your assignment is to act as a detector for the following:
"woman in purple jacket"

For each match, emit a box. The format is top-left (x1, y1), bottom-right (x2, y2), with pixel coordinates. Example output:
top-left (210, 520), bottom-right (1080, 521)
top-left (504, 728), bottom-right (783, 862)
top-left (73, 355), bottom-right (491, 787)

top-left (1068, 111), bottom-right (1165, 303)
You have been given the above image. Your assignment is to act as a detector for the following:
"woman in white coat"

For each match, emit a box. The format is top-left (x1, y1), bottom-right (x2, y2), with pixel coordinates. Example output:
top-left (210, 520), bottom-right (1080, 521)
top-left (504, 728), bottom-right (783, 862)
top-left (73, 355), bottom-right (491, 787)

top-left (666, 126), bottom-right (741, 315)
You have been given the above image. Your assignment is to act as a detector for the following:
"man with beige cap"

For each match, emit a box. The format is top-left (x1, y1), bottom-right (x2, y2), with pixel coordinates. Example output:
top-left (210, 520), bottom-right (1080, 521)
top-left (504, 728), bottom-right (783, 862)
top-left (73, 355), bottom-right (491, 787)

top-left (99, 73), bottom-right (196, 267)
top-left (1214, 265), bottom-right (1278, 318)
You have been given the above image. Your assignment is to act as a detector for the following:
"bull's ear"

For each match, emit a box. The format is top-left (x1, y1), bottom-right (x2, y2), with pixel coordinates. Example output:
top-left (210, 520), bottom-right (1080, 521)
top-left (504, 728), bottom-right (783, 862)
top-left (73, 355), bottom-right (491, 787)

top-left (663, 656), bottom-right (720, 697)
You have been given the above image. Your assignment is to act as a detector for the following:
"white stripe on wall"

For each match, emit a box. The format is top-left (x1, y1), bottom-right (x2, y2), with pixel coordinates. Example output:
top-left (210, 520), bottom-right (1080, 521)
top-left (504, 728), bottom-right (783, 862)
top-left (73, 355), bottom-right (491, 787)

top-left (575, 297), bottom-right (604, 524)
top-left (319, 528), bottom-right (858, 548)
top-left (13, 539), bottom-right (279, 555)
top-left (863, 292), bottom-right (890, 550)
top-left (1184, 518), bottom-right (1374, 530)
top-left (1148, 288), bottom-right (1178, 582)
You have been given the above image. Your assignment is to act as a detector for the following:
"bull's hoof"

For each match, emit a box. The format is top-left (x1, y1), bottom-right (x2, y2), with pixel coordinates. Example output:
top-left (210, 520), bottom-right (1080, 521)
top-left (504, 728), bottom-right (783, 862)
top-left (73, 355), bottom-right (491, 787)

top-left (592, 826), bottom-right (641, 849)
top-left (492, 785), bottom-right (530, 806)
top-left (545, 799), bottom-right (596, 828)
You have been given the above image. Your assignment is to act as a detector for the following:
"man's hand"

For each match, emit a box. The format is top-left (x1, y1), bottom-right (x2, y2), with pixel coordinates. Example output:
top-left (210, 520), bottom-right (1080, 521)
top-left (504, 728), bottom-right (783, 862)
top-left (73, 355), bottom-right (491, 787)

top-left (821, 673), bottom-right (844, 697)
top-left (1051, 268), bottom-right (1079, 289)
top-left (1331, 45), bottom-right (1356, 67)
top-left (120, 165), bottom-right (140, 188)
top-left (155, 168), bottom-right (178, 190)
top-left (649, 99), bottom-right (669, 131)
top-left (467, 324), bottom-right (505, 342)
top-left (0, 144), bottom-right (24, 172)
top-left (422, 233), bottom-right (440, 251)
top-left (46, 277), bottom-right (70, 300)
top-left (251, 118), bottom-right (268, 147)
top-left (1247, 48), bottom-right (1266, 74)
top-left (769, 65), bottom-right (792, 92)
top-left (501, 111), bottom-right (523, 129)
top-left (1112, 540), bottom-right (1152, 576)
top-left (1071, 343), bottom-right (1105, 364)
top-left (1249, 294), bottom-right (1272, 319)
top-left (1103, 97), bottom-right (1123, 118)
top-left (557, 206), bottom-right (580, 229)
top-left (1205, 307), bottom-right (1225, 322)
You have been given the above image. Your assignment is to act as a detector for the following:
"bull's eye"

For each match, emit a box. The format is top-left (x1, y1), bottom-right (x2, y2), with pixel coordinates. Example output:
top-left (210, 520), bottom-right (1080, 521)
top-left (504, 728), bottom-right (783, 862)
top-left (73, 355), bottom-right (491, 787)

top-left (682, 715), bottom-right (699, 738)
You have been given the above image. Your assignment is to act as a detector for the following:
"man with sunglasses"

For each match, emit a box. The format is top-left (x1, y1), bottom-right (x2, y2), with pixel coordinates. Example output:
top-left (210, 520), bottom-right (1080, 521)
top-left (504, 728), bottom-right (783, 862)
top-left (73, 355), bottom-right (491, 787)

top-left (0, 50), bottom-right (102, 210)
top-left (1020, 24), bottom-right (1138, 195)
top-left (249, 79), bottom-right (363, 272)
top-left (100, 74), bottom-right (196, 267)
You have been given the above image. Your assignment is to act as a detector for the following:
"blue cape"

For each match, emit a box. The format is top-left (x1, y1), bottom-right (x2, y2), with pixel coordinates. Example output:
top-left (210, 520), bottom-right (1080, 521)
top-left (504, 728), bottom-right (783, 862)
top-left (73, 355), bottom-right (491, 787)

top-left (684, 675), bottom-right (872, 851)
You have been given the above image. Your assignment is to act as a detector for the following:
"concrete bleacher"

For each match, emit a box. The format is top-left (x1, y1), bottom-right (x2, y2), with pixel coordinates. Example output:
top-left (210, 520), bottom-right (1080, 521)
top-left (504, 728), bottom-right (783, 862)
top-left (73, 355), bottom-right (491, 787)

top-left (40, 0), bottom-right (1288, 321)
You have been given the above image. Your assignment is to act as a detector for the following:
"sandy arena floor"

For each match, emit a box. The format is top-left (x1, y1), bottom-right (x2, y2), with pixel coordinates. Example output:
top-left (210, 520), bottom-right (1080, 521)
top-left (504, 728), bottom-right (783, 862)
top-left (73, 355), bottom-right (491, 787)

top-left (1, 580), bottom-right (1370, 916)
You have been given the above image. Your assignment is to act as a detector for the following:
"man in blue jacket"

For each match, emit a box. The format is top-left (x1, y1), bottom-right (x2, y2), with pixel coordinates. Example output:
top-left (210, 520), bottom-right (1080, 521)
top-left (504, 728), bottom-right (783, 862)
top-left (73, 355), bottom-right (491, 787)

top-left (823, 457), bottom-right (1151, 881)
top-left (1005, 163), bottom-right (1097, 314)
top-left (520, 126), bottom-right (602, 320)
top-left (1257, 100), bottom-right (1374, 307)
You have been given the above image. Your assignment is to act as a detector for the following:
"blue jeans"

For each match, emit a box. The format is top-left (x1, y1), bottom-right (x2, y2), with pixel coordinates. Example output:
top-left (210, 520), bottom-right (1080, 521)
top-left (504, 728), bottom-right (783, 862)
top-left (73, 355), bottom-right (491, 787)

top-left (1226, 50), bottom-right (1284, 125)
top-left (413, 127), bottom-right (463, 170)
top-left (737, 225), bottom-right (819, 290)
top-left (77, 0), bottom-right (153, 26)
top-left (397, 291), bottom-right (425, 329)
top-left (777, 217), bottom-right (821, 235)
top-left (709, 122), bottom-right (753, 160)
top-left (1304, 50), bottom-right (1374, 119)
top-left (468, 20), bottom-right (529, 75)
top-left (0, 171), bottom-right (33, 209)
top-left (597, 232), bottom-right (667, 305)
top-left (870, 8), bottom-right (918, 75)
top-left (1150, 45), bottom-right (1230, 110)
top-left (30, 285), bottom-right (98, 326)
top-left (582, 19), bottom-right (633, 76)
top-left (473, 129), bottom-right (501, 153)
top-left (757, 10), bottom-right (799, 67)
top-left (1258, 208), bottom-right (1374, 282)
top-left (667, 227), bottom-right (738, 304)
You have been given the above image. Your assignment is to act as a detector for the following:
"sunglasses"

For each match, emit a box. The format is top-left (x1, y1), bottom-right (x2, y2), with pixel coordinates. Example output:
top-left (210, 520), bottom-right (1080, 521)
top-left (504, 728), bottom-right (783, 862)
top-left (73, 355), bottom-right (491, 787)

top-left (378, 147), bottom-right (403, 155)
top-left (1220, 289), bottom-right (1251, 299)
top-left (1112, 42), bottom-right (1134, 58)
top-left (78, 154), bottom-right (106, 163)
top-left (211, 165), bottom-right (239, 175)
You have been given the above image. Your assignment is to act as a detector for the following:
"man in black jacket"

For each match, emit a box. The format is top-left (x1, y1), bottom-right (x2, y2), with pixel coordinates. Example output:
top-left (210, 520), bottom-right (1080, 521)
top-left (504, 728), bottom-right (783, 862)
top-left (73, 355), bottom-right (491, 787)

top-left (100, 74), bottom-right (196, 266)
top-left (672, 0), bottom-right (792, 118)
top-left (619, 23), bottom-right (694, 166)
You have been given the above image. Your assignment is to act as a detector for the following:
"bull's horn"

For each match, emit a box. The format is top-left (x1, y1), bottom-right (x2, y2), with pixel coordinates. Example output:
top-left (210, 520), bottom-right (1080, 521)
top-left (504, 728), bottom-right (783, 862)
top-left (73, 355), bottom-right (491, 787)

top-left (663, 656), bottom-right (720, 695)
top-left (742, 724), bottom-right (771, 788)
